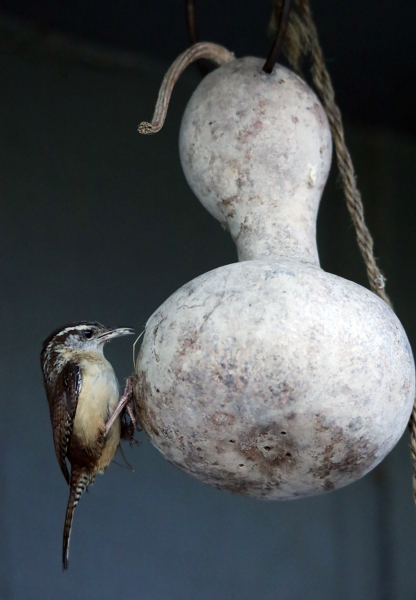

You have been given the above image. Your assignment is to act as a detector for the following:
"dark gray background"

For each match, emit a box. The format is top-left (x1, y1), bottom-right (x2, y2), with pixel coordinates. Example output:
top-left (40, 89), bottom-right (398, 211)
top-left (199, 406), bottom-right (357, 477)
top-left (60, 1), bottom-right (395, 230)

top-left (0, 0), bottom-right (416, 135)
top-left (0, 4), bottom-right (416, 599)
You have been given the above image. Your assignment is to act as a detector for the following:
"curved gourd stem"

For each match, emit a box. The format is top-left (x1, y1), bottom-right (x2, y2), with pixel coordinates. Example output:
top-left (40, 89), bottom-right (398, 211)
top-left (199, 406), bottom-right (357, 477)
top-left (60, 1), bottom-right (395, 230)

top-left (138, 42), bottom-right (234, 135)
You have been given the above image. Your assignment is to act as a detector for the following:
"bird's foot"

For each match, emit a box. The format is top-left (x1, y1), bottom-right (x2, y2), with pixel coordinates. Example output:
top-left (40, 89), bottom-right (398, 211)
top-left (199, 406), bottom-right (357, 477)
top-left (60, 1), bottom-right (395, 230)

top-left (105, 376), bottom-right (139, 438)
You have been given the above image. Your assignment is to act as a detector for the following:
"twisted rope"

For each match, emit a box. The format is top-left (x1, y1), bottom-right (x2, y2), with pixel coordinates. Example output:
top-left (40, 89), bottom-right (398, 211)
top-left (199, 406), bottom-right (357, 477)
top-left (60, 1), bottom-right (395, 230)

top-left (271, 0), bottom-right (390, 305)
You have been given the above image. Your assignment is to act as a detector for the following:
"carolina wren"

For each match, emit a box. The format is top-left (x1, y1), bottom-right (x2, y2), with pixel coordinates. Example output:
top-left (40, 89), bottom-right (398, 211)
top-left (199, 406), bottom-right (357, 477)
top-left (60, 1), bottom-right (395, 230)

top-left (41, 321), bottom-right (135, 570)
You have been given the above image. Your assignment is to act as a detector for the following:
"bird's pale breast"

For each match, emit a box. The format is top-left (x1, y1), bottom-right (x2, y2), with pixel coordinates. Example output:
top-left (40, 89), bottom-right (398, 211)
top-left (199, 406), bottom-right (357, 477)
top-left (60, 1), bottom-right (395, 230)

top-left (73, 355), bottom-right (120, 469)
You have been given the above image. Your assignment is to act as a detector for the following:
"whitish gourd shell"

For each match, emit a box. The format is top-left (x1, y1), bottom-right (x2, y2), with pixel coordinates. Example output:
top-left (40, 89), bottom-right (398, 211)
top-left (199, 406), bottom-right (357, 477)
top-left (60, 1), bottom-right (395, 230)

top-left (179, 57), bottom-right (332, 265)
top-left (134, 57), bottom-right (415, 499)
top-left (135, 260), bottom-right (414, 499)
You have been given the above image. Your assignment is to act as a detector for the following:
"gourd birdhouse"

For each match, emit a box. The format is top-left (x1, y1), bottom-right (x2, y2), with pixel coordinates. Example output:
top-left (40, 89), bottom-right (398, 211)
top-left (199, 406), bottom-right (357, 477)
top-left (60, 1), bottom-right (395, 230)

top-left (134, 45), bottom-right (415, 500)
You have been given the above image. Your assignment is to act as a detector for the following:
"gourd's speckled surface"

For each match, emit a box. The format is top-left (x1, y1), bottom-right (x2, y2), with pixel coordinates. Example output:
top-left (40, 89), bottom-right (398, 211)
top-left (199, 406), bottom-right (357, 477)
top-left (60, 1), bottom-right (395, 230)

top-left (179, 57), bottom-right (331, 265)
top-left (134, 57), bottom-right (415, 499)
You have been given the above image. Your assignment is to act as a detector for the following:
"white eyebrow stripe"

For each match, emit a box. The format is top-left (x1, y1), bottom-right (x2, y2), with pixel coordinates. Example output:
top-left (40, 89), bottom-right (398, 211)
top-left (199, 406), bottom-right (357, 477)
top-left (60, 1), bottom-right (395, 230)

top-left (59, 325), bottom-right (94, 335)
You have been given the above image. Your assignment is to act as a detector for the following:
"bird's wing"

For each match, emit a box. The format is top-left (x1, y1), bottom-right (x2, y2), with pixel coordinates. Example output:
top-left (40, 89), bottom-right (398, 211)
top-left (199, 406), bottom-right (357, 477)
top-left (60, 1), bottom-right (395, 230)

top-left (47, 362), bottom-right (82, 485)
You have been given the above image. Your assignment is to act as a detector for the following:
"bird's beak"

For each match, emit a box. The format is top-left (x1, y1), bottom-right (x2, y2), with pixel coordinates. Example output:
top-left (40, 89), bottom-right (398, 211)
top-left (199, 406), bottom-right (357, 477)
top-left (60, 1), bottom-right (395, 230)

top-left (98, 327), bottom-right (135, 343)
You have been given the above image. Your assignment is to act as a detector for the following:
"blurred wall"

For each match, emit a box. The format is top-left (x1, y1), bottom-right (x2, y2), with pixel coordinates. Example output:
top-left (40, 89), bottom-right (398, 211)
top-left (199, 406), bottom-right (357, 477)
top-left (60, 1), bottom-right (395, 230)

top-left (1, 18), bottom-right (416, 600)
top-left (0, 0), bottom-right (415, 135)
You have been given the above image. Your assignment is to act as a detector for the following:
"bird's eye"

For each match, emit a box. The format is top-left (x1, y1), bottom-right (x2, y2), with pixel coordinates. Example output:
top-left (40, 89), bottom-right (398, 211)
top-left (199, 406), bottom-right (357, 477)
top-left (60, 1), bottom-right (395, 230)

top-left (84, 330), bottom-right (93, 339)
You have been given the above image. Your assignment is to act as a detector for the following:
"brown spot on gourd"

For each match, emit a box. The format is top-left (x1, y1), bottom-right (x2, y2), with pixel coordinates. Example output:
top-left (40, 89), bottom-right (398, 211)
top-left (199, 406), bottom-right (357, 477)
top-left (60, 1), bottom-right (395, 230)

top-left (309, 417), bottom-right (379, 487)
top-left (220, 196), bottom-right (238, 219)
top-left (236, 119), bottom-right (264, 144)
top-left (235, 221), bottom-right (252, 241)
top-left (238, 424), bottom-right (297, 479)
top-left (402, 379), bottom-right (411, 395)
top-left (152, 316), bottom-right (165, 341)
top-left (176, 332), bottom-right (199, 357)
top-left (268, 382), bottom-right (296, 406)
top-left (210, 411), bottom-right (236, 428)
top-left (186, 149), bottom-right (194, 169)
top-left (256, 100), bottom-right (267, 115)
top-left (209, 470), bottom-right (273, 496)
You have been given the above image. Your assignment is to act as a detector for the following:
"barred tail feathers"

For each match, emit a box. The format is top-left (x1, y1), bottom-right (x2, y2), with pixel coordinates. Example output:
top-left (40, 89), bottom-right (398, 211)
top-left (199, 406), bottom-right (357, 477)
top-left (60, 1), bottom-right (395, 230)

top-left (62, 469), bottom-right (90, 570)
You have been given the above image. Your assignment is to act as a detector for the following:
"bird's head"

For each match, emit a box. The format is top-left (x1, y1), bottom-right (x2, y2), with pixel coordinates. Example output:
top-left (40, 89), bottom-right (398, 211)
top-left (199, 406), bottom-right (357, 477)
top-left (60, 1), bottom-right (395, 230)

top-left (41, 321), bottom-right (134, 376)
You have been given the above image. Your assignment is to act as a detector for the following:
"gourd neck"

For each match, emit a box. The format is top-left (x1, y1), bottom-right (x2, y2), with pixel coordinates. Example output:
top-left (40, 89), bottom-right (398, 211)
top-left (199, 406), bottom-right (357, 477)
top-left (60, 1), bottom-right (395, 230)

top-left (229, 187), bottom-right (321, 267)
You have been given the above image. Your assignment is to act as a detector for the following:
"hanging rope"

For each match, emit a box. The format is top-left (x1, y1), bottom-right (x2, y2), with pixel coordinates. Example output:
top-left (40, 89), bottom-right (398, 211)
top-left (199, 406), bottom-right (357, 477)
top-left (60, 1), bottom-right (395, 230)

top-left (270, 0), bottom-right (390, 304)
top-left (270, 0), bottom-right (416, 506)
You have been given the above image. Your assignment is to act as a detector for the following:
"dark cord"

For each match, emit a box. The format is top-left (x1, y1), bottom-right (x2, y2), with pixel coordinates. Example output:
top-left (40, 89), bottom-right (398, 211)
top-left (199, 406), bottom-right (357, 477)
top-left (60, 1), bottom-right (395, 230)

top-left (184, 0), bottom-right (210, 77)
top-left (263, 0), bottom-right (295, 74)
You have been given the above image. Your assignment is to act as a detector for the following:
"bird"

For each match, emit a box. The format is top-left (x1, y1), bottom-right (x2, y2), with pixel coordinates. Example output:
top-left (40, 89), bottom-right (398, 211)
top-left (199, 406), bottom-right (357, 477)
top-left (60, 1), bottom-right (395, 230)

top-left (40, 321), bottom-right (135, 570)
